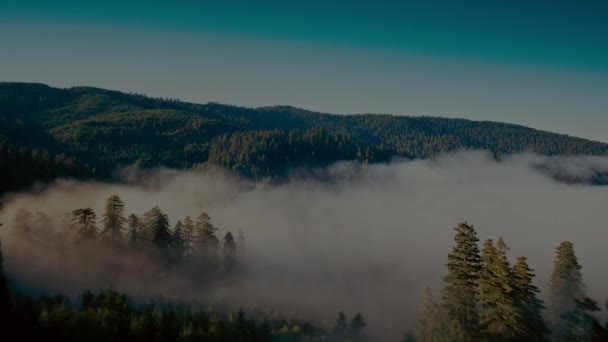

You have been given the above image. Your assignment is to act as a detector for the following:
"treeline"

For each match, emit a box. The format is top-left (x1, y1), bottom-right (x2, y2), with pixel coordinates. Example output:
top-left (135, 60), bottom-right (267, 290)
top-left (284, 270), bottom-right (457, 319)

top-left (2, 82), bottom-right (608, 192)
top-left (10, 195), bottom-right (246, 273)
top-left (0, 200), bottom-right (370, 341)
top-left (407, 223), bottom-right (608, 342)
top-left (0, 138), bottom-right (94, 193)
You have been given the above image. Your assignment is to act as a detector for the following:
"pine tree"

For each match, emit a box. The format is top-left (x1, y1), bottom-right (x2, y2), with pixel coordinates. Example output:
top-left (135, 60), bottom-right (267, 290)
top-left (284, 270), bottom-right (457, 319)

top-left (71, 208), bottom-right (98, 244)
top-left (333, 311), bottom-right (348, 341)
top-left (182, 216), bottom-right (194, 260)
top-left (127, 214), bottom-right (139, 249)
top-left (171, 220), bottom-right (185, 263)
top-left (546, 241), bottom-right (595, 341)
top-left (101, 195), bottom-right (126, 246)
top-left (222, 231), bottom-right (237, 272)
top-left (440, 222), bottom-right (481, 342)
top-left (349, 313), bottom-right (366, 341)
top-left (194, 212), bottom-right (219, 264)
top-left (416, 287), bottom-right (438, 342)
top-left (478, 238), bottom-right (521, 341)
top-left (143, 206), bottom-right (171, 250)
top-left (512, 256), bottom-right (547, 342)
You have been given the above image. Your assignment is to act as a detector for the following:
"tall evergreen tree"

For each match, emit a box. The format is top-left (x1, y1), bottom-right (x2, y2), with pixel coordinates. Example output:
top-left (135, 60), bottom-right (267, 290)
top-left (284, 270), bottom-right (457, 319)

top-left (512, 256), bottom-right (548, 342)
top-left (143, 206), bottom-right (171, 250)
top-left (546, 241), bottom-right (595, 341)
top-left (101, 195), bottom-right (126, 246)
top-left (222, 231), bottom-right (237, 272)
top-left (478, 238), bottom-right (521, 341)
top-left (70, 208), bottom-right (98, 244)
top-left (416, 287), bottom-right (439, 342)
top-left (194, 212), bottom-right (219, 264)
top-left (333, 311), bottom-right (348, 341)
top-left (349, 313), bottom-right (366, 341)
top-left (182, 216), bottom-right (194, 260)
top-left (171, 220), bottom-right (185, 263)
top-left (440, 222), bottom-right (481, 342)
top-left (126, 214), bottom-right (139, 249)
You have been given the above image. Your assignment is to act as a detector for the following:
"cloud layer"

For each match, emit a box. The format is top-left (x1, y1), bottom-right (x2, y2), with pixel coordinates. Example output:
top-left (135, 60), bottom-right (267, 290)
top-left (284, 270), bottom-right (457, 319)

top-left (1, 151), bottom-right (607, 338)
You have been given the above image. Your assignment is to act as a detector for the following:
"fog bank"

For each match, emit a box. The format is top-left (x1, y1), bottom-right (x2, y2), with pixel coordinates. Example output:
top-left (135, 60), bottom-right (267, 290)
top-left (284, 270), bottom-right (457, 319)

top-left (1, 151), bottom-right (607, 338)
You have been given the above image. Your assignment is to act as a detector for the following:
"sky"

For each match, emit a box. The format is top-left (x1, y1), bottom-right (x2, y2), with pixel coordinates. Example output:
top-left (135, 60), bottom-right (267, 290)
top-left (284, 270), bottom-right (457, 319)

top-left (1, 1), bottom-right (607, 141)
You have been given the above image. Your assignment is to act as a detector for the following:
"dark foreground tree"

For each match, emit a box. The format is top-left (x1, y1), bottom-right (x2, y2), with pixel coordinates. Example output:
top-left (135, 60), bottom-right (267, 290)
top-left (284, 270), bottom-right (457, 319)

top-left (512, 256), bottom-right (548, 341)
top-left (441, 222), bottom-right (481, 341)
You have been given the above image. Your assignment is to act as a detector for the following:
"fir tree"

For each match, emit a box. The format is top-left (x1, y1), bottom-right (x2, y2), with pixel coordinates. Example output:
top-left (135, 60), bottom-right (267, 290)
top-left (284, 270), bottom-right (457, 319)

top-left (182, 216), bottom-right (194, 260)
top-left (440, 222), bottom-right (481, 342)
top-left (333, 311), bottom-right (348, 341)
top-left (127, 214), bottom-right (139, 249)
top-left (101, 195), bottom-right (126, 246)
top-left (349, 313), bottom-right (366, 341)
top-left (143, 206), bottom-right (171, 250)
top-left (478, 237), bottom-right (521, 341)
top-left (512, 256), bottom-right (548, 342)
top-left (71, 208), bottom-right (98, 244)
top-left (222, 231), bottom-right (237, 272)
top-left (171, 220), bottom-right (185, 263)
top-left (546, 241), bottom-right (594, 341)
top-left (194, 212), bottom-right (219, 264)
top-left (416, 287), bottom-right (438, 342)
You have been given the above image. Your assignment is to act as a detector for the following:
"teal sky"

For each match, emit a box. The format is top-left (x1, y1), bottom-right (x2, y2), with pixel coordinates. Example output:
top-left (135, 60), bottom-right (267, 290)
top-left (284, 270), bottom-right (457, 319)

top-left (1, 1), bottom-right (607, 141)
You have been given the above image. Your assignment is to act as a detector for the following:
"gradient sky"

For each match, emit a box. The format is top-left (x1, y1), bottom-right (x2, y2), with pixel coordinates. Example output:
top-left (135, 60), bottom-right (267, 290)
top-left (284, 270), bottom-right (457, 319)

top-left (1, 1), bottom-right (607, 141)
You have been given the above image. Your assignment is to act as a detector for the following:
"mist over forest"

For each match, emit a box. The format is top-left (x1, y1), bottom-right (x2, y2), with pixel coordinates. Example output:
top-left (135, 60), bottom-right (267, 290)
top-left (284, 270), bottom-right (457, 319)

top-left (2, 151), bottom-right (608, 340)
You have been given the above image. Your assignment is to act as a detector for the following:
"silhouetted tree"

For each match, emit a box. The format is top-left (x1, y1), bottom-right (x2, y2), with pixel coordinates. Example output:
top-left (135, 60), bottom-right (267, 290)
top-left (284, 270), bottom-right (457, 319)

top-left (70, 208), bottom-right (98, 244)
top-left (512, 256), bottom-right (547, 341)
top-left (441, 222), bottom-right (481, 342)
top-left (101, 195), bottom-right (126, 246)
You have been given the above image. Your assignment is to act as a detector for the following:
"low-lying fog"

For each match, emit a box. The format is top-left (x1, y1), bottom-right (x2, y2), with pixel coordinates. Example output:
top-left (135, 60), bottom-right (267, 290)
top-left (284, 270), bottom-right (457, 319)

top-left (1, 151), bottom-right (607, 338)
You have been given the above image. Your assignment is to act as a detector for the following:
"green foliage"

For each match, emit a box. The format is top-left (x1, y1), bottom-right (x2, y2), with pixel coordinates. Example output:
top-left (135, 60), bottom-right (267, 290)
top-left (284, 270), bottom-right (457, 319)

top-left (101, 195), bottom-right (126, 246)
top-left (2, 82), bottom-right (608, 193)
top-left (71, 208), bottom-right (98, 244)
top-left (440, 222), bottom-right (481, 342)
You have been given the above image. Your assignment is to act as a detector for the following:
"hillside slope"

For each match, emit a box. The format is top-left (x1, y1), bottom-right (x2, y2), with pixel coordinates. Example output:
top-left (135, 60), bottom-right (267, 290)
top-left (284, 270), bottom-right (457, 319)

top-left (1, 82), bottom-right (608, 191)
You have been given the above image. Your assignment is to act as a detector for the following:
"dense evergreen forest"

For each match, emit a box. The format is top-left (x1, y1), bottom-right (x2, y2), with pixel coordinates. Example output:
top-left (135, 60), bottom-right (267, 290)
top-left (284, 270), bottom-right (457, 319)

top-left (2, 82), bottom-right (608, 193)
top-left (1, 198), bottom-right (607, 341)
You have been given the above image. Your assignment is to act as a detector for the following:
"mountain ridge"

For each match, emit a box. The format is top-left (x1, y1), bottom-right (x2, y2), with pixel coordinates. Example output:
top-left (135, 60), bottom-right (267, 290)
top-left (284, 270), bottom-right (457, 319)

top-left (1, 82), bottom-right (607, 192)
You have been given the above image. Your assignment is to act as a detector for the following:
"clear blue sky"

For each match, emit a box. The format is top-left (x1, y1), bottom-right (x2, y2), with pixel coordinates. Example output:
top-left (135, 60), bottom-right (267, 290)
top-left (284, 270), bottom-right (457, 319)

top-left (1, 0), bottom-right (607, 141)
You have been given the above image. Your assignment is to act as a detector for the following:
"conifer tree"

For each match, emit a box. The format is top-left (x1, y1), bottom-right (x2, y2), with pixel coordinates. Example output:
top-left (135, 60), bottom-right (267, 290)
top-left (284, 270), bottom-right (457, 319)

top-left (440, 222), bottom-right (481, 342)
top-left (71, 208), bottom-right (98, 244)
top-left (333, 311), bottom-right (348, 341)
top-left (101, 195), bottom-right (126, 246)
top-left (182, 216), bottom-right (194, 259)
top-left (143, 206), bottom-right (171, 250)
top-left (349, 313), bottom-right (366, 341)
top-left (512, 256), bottom-right (547, 341)
top-left (194, 212), bottom-right (219, 263)
top-left (546, 241), bottom-right (597, 341)
top-left (222, 231), bottom-right (237, 272)
top-left (416, 287), bottom-right (439, 342)
top-left (171, 220), bottom-right (185, 262)
top-left (478, 237), bottom-right (521, 341)
top-left (127, 214), bottom-right (139, 249)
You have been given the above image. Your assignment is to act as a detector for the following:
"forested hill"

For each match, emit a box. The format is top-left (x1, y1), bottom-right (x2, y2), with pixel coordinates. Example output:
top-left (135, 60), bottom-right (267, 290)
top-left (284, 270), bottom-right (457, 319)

top-left (2, 82), bottom-right (608, 191)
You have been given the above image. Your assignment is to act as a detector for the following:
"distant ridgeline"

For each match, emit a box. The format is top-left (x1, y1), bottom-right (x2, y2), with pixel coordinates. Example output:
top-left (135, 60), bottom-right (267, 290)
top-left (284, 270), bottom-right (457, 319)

top-left (1, 82), bottom-right (608, 192)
